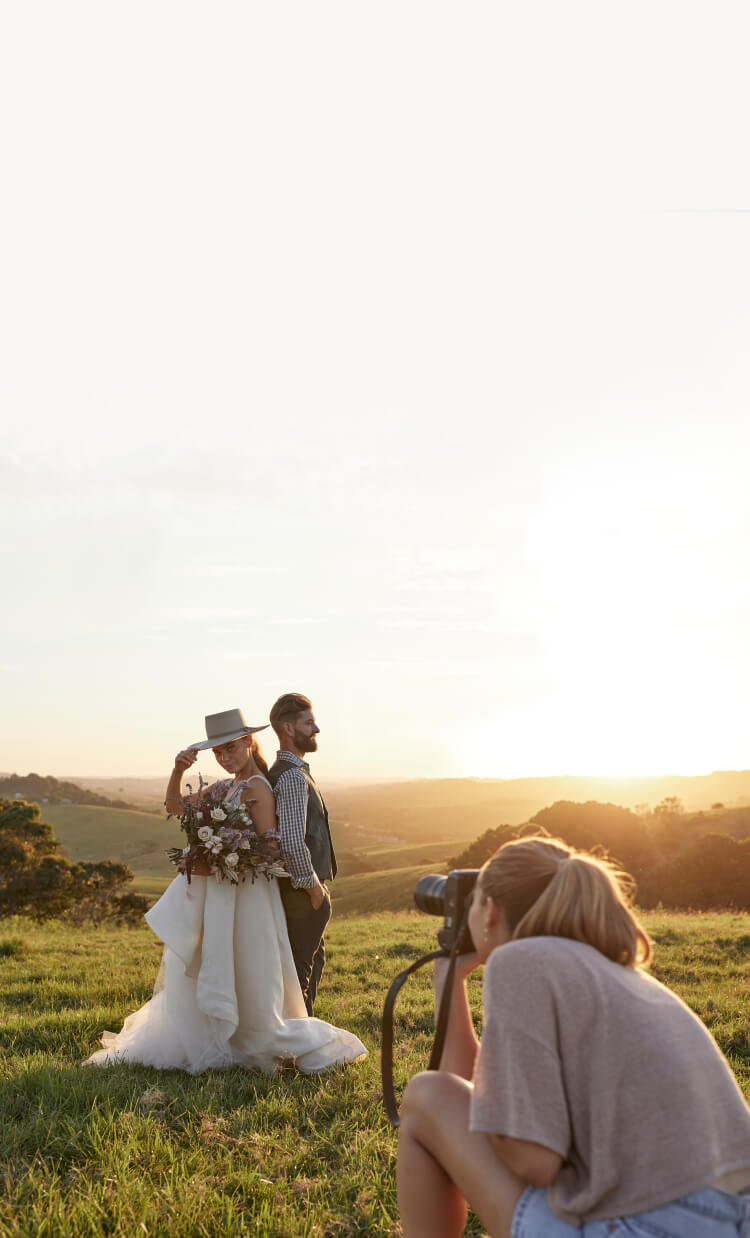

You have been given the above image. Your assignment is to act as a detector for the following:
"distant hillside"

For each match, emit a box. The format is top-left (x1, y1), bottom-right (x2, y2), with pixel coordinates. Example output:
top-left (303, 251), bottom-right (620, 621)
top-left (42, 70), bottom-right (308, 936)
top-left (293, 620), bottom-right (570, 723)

top-left (31, 772), bottom-right (750, 914)
top-left (63, 770), bottom-right (750, 837)
top-left (70, 776), bottom-right (166, 813)
top-left (325, 772), bottom-right (750, 844)
top-left (35, 803), bottom-right (464, 908)
top-left (0, 773), bottom-right (136, 811)
top-left (38, 803), bottom-right (178, 885)
top-left (332, 864), bottom-right (440, 916)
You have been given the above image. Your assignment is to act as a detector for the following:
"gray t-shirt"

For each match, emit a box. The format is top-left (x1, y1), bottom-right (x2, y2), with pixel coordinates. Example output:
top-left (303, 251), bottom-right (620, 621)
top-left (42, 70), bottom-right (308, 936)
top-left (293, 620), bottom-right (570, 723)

top-left (469, 936), bottom-right (750, 1223)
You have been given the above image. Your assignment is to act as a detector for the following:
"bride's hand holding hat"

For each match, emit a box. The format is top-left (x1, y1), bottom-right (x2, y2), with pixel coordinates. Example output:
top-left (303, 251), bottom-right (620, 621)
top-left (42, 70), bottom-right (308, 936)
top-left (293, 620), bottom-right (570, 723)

top-left (174, 747), bottom-right (198, 772)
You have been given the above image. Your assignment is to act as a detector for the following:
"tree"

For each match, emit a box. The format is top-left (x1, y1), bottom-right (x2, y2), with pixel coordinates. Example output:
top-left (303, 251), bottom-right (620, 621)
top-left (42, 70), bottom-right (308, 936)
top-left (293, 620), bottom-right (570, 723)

top-left (0, 798), bottom-right (148, 924)
top-left (448, 822), bottom-right (547, 871)
top-left (639, 833), bottom-right (750, 910)
top-left (650, 795), bottom-right (688, 852)
top-left (654, 796), bottom-right (684, 821)
top-left (0, 772), bottom-right (134, 809)
top-left (528, 801), bottom-right (652, 876)
top-left (448, 824), bottom-right (523, 870)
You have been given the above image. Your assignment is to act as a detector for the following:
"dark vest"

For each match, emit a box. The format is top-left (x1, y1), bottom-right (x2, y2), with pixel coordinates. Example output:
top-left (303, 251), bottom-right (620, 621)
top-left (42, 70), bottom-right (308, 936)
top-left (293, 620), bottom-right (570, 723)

top-left (268, 758), bottom-right (337, 882)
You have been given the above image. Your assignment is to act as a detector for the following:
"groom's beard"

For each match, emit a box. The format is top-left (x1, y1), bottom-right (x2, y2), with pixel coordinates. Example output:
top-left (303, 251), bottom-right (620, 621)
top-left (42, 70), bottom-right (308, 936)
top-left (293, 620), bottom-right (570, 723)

top-left (293, 731), bottom-right (318, 754)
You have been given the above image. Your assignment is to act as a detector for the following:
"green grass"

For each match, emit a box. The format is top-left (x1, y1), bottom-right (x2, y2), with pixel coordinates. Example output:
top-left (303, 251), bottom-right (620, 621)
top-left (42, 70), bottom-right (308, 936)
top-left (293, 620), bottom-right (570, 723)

top-left (41, 804), bottom-right (175, 877)
top-left (645, 912), bottom-right (750, 1085)
top-left (1, 910), bottom-right (750, 1236)
top-left (356, 841), bottom-right (460, 869)
top-left (333, 866), bottom-right (447, 916)
top-left (0, 911), bottom-right (441, 1237)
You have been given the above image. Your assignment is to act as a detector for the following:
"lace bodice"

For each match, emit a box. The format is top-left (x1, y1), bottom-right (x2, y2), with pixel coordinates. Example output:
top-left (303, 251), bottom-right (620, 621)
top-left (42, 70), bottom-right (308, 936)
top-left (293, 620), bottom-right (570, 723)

top-left (208, 775), bottom-right (272, 805)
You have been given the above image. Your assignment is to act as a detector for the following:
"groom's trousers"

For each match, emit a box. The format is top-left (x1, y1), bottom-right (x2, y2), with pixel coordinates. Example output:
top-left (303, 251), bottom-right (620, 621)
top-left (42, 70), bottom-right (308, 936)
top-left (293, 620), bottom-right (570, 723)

top-left (281, 885), bottom-right (332, 1016)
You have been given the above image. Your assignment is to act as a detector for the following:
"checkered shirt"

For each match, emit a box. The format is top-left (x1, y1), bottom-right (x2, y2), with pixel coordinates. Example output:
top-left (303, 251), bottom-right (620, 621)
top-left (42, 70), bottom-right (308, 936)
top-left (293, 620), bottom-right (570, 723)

top-left (273, 750), bottom-right (317, 888)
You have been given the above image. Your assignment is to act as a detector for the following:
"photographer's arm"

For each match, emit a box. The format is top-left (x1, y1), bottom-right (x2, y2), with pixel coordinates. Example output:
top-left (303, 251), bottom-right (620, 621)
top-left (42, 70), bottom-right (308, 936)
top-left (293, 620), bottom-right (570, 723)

top-left (489, 1135), bottom-right (562, 1189)
top-left (433, 954), bottom-right (481, 1080)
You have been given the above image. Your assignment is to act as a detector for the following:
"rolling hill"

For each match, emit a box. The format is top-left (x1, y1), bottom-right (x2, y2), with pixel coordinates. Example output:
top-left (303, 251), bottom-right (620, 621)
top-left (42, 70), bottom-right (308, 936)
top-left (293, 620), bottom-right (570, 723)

top-left (36, 803), bottom-right (459, 908)
top-left (27, 771), bottom-right (750, 912)
top-left (324, 771), bottom-right (750, 844)
top-left (64, 770), bottom-right (750, 841)
top-left (38, 804), bottom-right (178, 890)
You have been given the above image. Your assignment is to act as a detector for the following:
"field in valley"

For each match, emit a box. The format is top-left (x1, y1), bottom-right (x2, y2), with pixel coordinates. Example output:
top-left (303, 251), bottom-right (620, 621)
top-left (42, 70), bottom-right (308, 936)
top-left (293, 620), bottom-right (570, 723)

top-left (40, 803), bottom-right (463, 908)
top-left (1, 909), bottom-right (750, 1237)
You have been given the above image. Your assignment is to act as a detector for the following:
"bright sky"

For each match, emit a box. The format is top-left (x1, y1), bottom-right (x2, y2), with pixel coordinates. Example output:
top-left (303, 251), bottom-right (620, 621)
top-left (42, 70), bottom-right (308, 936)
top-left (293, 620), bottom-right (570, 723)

top-left (2, 2), bottom-right (749, 781)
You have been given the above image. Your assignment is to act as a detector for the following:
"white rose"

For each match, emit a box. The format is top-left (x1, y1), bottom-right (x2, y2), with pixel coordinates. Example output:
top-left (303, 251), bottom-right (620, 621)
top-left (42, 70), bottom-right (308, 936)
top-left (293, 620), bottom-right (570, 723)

top-left (238, 838), bottom-right (251, 850)
top-left (209, 839), bottom-right (223, 854)
top-left (197, 826), bottom-right (212, 842)
top-left (225, 852), bottom-right (239, 867)
top-left (210, 808), bottom-right (227, 822)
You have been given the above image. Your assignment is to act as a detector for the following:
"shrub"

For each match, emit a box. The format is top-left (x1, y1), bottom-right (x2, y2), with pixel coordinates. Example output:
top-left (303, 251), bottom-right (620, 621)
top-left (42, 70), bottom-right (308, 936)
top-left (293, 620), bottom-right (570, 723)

top-left (0, 798), bottom-right (148, 924)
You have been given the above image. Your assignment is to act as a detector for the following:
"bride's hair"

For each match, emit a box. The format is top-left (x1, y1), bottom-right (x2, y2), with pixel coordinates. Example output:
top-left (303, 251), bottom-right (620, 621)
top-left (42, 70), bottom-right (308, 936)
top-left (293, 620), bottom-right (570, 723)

top-left (252, 736), bottom-right (270, 779)
top-left (480, 835), bottom-right (652, 968)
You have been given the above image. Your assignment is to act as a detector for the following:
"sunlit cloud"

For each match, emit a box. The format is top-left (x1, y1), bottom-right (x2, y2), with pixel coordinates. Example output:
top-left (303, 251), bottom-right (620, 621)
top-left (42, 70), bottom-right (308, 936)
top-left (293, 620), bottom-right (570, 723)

top-left (267, 618), bottom-right (331, 626)
top-left (377, 619), bottom-right (497, 632)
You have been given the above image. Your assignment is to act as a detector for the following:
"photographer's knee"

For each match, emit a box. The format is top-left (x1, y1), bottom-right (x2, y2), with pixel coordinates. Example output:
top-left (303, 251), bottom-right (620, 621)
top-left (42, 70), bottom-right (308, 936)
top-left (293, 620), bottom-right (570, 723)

top-left (400, 1071), bottom-right (441, 1123)
top-left (403, 1069), bottom-right (438, 1109)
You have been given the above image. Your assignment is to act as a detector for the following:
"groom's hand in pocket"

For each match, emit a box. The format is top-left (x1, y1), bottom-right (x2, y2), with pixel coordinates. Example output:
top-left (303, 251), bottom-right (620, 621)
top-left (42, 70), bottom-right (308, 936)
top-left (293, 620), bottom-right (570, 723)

top-left (309, 880), bottom-right (326, 911)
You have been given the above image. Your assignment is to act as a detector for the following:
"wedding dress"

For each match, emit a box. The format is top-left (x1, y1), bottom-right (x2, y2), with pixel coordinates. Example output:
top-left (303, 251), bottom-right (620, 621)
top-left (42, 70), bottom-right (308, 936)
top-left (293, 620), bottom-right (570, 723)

top-left (84, 776), bottom-right (367, 1074)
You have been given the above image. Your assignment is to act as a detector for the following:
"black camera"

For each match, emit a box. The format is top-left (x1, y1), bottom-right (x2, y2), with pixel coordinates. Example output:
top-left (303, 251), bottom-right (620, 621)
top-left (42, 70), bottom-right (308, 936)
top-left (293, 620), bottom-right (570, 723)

top-left (414, 869), bottom-right (479, 955)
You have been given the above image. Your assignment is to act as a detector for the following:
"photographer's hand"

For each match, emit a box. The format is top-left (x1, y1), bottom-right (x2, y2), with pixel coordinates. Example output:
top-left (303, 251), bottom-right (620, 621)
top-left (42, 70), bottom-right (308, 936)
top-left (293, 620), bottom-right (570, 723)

top-left (433, 950), bottom-right (480, 1009)
top-left (432, 952), bottom-right (481, 1080)
top-left (434, 950), bottom-right (480, 985)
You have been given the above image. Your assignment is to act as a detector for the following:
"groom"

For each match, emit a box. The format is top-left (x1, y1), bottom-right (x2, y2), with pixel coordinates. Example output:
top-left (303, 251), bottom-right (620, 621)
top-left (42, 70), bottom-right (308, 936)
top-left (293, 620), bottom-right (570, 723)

top-left (268, 693), bottom-right (337, 1016)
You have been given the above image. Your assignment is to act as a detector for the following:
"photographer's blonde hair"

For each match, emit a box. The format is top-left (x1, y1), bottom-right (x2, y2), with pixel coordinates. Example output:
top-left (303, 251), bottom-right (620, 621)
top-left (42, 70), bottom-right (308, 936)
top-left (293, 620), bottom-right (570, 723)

top-left (480, 835), bottom-right (653, 968)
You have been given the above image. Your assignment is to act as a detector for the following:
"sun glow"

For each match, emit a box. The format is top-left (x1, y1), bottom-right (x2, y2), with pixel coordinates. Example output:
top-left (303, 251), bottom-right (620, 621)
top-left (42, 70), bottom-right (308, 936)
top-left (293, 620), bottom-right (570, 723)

top-left (452, 461), bottom-right (749, 780)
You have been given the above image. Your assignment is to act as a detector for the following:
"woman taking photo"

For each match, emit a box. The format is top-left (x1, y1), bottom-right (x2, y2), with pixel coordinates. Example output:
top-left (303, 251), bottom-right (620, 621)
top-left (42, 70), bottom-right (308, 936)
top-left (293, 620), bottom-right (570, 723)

top-left (397, 836), bottom-right (750, 1237)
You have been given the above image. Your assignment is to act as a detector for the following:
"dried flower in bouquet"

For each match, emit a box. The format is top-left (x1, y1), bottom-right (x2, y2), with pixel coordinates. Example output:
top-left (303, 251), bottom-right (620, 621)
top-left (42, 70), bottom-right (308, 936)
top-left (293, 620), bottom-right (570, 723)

top-left (167, 774), bottom-right (288, 884)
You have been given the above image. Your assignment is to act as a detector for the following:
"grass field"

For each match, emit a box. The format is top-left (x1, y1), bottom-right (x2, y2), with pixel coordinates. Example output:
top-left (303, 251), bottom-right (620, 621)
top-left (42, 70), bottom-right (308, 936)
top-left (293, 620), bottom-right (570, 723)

top-left (1, 909), bottom-right (750, 1236)
top-left (39, 804), bottom-right (176, 882)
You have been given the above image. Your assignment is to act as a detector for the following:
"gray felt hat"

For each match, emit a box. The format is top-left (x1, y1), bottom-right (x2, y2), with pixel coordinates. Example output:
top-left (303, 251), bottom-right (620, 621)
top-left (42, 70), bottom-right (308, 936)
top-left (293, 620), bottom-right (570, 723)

top-left (189, 708), bottom-right (269, 751)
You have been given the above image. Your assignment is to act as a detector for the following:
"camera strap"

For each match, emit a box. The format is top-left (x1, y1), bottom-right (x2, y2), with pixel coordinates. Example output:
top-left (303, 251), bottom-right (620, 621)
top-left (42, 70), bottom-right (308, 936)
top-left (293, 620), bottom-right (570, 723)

top-left (381, 928), bottom-right (467, 1128)
top-left (381, 948), bottom-right (445, 1127)
top-left (427, 946), bottom-right (461, 1072)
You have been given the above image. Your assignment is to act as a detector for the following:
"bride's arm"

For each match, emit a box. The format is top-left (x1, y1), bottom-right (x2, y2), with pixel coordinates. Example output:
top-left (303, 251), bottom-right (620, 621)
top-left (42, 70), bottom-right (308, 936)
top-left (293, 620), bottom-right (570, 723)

top-left (166, 748), bottom-right (215, 876)
top-left (241, 782), bottom-right (278, 840)
top-left (243, 787), bottom-right (284, 856)
top-left (164, 748), bottom-right (200, 816)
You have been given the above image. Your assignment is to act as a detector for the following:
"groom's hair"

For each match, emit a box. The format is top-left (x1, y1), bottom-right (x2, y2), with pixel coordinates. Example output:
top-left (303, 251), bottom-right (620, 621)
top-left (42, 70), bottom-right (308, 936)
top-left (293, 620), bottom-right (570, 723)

top-left (270, 693), bottom-right (313, 736)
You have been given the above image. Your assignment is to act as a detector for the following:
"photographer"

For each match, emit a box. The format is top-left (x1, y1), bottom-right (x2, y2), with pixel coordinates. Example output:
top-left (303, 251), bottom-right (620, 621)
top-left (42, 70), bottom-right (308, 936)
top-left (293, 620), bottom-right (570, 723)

top-left (397, 837), bottom-right (750, 1238)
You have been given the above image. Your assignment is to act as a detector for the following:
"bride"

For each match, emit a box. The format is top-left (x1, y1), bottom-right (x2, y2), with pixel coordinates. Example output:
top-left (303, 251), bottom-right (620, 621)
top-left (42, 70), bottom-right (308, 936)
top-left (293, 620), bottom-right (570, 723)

top-left (85, 708), bottom-right (367, 1074)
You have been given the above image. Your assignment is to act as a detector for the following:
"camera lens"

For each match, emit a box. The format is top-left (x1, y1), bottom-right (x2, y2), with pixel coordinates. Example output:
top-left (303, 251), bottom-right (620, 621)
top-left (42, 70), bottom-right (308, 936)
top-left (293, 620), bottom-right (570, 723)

top-left (414, 873), bottom-right (447, 916)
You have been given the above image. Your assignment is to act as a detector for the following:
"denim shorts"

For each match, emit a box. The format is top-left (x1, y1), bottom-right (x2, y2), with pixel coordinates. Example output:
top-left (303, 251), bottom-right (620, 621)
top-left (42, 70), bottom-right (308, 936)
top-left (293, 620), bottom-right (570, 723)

top-left (511, 1184), bottom-right (750, 1237)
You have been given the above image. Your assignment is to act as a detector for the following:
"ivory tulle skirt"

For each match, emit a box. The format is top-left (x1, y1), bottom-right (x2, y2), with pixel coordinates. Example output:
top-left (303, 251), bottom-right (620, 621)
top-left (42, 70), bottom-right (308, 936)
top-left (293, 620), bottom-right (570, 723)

top-left (84, 873), bottom-right (367, 1074)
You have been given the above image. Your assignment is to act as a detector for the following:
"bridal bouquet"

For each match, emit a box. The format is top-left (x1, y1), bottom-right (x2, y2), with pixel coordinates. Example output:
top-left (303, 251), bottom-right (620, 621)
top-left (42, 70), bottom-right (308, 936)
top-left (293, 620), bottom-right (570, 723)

top-left (167, 778), bottom-right (288, 884)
